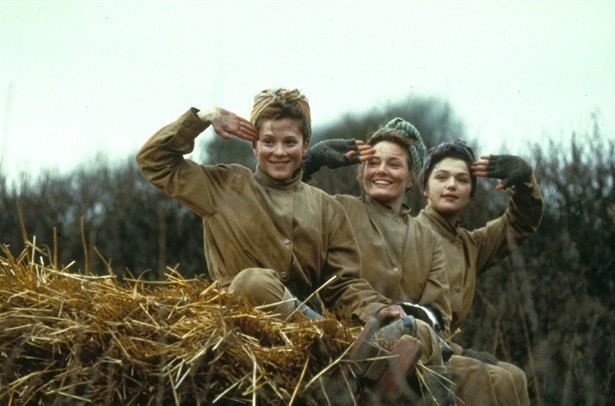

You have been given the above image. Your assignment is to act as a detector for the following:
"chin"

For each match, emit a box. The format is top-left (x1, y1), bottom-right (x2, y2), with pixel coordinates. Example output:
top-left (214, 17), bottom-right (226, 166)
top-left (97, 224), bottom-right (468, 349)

top-left (370, 193), bottom-right (396, 204)
top-left (268, 168), bottom-right (294, 180)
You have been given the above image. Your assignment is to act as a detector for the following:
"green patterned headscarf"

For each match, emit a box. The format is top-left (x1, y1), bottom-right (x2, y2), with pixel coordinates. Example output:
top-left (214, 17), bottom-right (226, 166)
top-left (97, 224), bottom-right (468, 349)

top-left (381, 117), bottom-right (427, 176)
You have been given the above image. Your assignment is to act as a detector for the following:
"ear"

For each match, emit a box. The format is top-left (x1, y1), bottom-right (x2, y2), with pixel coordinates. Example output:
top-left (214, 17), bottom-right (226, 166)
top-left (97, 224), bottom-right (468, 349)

top-left (251, 140), bottom-right (258, 156)
top-left (302, 140), bottom-right (309, 155)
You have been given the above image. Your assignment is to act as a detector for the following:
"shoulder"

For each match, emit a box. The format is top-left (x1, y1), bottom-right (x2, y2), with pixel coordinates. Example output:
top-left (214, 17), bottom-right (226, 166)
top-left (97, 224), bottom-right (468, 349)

top-left (409, 216), bottom-right (442, 244)
top-left (300, 186), bottom-right (351, 221)
top-left (458, 223), bottom-right (481, 247)
top-left (200, 163), bottom-right (255, 186)
top-left (202, 163), bottom-right (252, 175)
top-left (415, 210), bottom-right (433, 229)
top-left (333, 194), bottom-right (362, 209)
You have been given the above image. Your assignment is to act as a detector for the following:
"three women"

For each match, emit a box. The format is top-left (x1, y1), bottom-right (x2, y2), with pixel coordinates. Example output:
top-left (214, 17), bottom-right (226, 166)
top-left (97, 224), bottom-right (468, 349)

top-left (138, 88), bottom-right (542, 404)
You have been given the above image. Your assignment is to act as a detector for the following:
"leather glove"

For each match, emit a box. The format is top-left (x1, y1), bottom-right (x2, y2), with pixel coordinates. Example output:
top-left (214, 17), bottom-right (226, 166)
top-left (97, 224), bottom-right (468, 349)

top-left (486, 154), bottom-right (532, 188)
top-left (303, 139), bottom-right (359, 178)
top-left (462, 348), bottom-right (498, 365)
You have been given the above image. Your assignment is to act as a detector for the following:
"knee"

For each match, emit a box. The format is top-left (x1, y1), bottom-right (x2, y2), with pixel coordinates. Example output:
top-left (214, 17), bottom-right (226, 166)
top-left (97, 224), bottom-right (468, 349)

top-left (502, 362), bottom-right (528, 389)
top-left (228, 268), bottom-right (285, 307)
top-left (414, 319), bottom-right (442, 364)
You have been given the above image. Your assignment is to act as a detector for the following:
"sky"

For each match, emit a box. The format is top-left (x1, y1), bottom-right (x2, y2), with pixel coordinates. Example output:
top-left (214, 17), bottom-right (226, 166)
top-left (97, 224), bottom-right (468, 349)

top-left (1, 0), bottom-right (614, 183)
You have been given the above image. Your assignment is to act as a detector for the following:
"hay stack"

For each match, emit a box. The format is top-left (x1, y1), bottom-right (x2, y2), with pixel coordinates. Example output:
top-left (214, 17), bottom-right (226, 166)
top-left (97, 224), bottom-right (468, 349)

top-left (0, 242), bottom-right (357, 405)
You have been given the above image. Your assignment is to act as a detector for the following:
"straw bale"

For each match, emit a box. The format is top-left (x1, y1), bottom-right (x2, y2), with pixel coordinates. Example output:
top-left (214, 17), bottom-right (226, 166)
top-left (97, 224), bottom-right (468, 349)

top-left (0, 242), bottom-right (359, 405)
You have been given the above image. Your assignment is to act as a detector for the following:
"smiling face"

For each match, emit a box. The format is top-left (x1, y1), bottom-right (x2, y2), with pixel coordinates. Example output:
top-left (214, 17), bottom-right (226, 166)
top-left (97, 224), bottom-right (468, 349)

top-left (425, 157), bottom-right (472, 219)
top-left (252, 118), bottom-right (308, 180)
top-left (361, 141), bottom-right (411, 211)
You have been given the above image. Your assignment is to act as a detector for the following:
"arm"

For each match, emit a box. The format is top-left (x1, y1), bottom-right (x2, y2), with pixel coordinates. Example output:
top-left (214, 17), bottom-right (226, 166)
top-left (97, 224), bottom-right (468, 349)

top-left (318, 199), bottom-right (392, 323)
top-left (136, 107), bottom-right (258, 217)
top-left (302, 139), bottom-right (375, 180)
top-left (469, 155), bottom-right (544, 272)
top-left (414, 234), bottom-right (453, 335)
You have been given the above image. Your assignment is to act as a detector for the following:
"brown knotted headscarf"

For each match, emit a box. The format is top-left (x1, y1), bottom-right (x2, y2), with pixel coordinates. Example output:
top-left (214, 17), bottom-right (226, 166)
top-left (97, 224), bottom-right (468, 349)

top-left (250, 88), bottom-right (312, 141)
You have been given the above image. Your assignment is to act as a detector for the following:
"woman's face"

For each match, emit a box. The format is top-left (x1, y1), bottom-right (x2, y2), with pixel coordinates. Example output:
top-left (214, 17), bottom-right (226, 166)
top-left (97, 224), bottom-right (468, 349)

top-left (253, 118), bottom-right (308, 180)
top-left (361, 141), bottom-right (411, 208)
top-left (425, 157), bottom-right (472, 217)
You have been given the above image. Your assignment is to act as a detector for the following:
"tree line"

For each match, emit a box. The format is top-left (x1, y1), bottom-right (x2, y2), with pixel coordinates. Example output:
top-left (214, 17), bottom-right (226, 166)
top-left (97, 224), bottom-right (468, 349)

top-left (1, 97), bottom-right (613, 405)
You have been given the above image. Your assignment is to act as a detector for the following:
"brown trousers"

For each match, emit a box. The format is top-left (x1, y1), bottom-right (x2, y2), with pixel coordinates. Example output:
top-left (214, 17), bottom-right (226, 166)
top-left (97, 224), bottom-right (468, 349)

top-left (490, 361), bottom-right (529, 406)
top-left (448, 355), bottom-right (529, 406)
top-left (229, 268), bottom-right (532, 405)
top-left (228, 268), bottom-right (443, 366)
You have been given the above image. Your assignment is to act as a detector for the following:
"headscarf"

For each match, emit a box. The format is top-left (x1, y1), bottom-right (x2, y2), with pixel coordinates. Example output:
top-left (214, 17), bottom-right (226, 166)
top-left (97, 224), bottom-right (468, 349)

top-left (249, 88), bottom-right (312, 140)
top-left (419, 140), bottom-right (477, 196)
top-left (382, 117), bottom-right (427, 177)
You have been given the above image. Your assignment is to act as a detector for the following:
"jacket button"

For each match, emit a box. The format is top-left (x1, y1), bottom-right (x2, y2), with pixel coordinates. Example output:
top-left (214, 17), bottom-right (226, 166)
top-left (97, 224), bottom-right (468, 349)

top-left (392, 267), bottom-right (400, 273)
top-left (282, 238), bottom-right (291, 245)
top-left (280, 271), bottom-right (288, 279)
top-left (183, 120), bottom-right (193, 129)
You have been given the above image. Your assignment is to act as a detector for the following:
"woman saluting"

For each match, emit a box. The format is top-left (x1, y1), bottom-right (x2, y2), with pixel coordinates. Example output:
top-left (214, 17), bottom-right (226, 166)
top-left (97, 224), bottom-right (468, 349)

top-left (416, 140), bottom-right (544, 405)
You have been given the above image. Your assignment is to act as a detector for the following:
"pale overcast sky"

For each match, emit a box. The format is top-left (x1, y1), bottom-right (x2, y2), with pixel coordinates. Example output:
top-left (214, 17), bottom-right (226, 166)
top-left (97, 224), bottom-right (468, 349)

top-left (1, 0), bottom-right (614, 183)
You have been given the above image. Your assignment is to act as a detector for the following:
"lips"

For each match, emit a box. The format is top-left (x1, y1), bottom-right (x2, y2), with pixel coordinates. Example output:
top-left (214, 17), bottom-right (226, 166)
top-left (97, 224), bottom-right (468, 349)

top-left (372, 178), bottom-right (393, 186)
top-left (269, 160), bottom-right (291, 166)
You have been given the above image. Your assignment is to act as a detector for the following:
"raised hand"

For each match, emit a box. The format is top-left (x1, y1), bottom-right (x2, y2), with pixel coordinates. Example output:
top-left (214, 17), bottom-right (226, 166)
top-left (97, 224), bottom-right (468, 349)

top-left (472, 154), bottom-right (532, 190)
top-left (303, 139), bottom-right (375, 178)
top-left (199, 107), bottom-right (258, 142)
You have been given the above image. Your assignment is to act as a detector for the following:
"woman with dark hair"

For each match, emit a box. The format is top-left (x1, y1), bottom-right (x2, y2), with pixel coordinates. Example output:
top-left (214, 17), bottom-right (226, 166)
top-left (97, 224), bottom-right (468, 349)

top-left (416, 140), bottom-right (544, 405)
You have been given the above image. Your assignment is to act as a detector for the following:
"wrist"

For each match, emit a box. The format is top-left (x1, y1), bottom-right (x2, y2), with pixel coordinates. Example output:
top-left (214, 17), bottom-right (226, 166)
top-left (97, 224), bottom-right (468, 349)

top-left (196, 108), bottom-right (217, 124)
top-left (302, 150), bottom-right (322, 174)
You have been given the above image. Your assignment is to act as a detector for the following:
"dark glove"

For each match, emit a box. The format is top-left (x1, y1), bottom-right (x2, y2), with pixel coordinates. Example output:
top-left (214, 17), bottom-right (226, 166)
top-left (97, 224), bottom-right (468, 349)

top-left (462, 348), bottom-right (498, 365)
top-left (486, 154), bottom-right (532, 188)
top-left (303, 139), bottom-right (359, 178)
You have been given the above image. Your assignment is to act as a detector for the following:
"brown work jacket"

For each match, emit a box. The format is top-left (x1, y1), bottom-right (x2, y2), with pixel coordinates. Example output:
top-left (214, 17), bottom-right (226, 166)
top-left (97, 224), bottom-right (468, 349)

top-left (416, 175), bottom-right (544, 343)
top-left (335, 195), bottom-right (453, 333)
top-left (136, 109), bottom-right (389, 322)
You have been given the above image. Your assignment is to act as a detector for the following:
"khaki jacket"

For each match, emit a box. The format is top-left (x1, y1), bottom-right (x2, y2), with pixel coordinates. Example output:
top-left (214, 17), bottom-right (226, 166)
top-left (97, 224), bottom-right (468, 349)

top-left (416, 176), bottom-right (544, 339)
top-left (136, 109), bottom-right (389, 322)
top-left (335, 195), bottom-right (452, 333)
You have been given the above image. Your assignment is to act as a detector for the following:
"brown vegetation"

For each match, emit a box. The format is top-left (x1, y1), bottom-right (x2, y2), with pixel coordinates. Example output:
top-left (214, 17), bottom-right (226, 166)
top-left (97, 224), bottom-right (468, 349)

top-left (0, 241), bottom-right (356, 404)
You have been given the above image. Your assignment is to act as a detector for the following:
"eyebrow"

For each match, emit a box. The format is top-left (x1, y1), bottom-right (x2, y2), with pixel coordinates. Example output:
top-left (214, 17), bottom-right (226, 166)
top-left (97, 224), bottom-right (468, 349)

top-left (434, 169), bottom-right (469, 175)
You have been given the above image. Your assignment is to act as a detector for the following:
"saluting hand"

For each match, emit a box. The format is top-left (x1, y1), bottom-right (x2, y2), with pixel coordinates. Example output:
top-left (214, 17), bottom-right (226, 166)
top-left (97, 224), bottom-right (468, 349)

top-left (303, 139), bottom-right (375, 178)
top-left (199, 107), bottom-right (258, 142)
top-left (471, 154), bottom-right (532, 190)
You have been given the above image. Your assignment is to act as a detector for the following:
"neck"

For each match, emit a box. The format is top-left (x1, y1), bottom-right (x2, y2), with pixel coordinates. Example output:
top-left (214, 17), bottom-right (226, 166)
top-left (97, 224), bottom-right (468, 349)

top-left (370, 195), bottom-right (404, 215)
top-left (389, 199), bottom-right (404, 215)
top-left (425, 203), bottom-right (461, 226)
top-left (439, 211), bottom-right (460, 226)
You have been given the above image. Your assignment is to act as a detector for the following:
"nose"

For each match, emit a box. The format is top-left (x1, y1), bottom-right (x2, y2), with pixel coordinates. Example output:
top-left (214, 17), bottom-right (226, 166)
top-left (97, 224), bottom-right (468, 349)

top-left (272, 142), bottom-right (285, 155)
top-left (445, 177), bottom-right (457, 189)
top-left (376, 162), bottom-right (388, 173)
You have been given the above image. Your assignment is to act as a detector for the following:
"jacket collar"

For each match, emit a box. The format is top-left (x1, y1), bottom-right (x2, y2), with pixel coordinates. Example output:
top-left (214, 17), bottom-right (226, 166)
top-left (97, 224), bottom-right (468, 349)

top-left (363, 195), bottom-right (412, 220)
top-left (254, 166), bottom-right (303, 190)
top-left (421, 204), bottom-right (459, 239)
